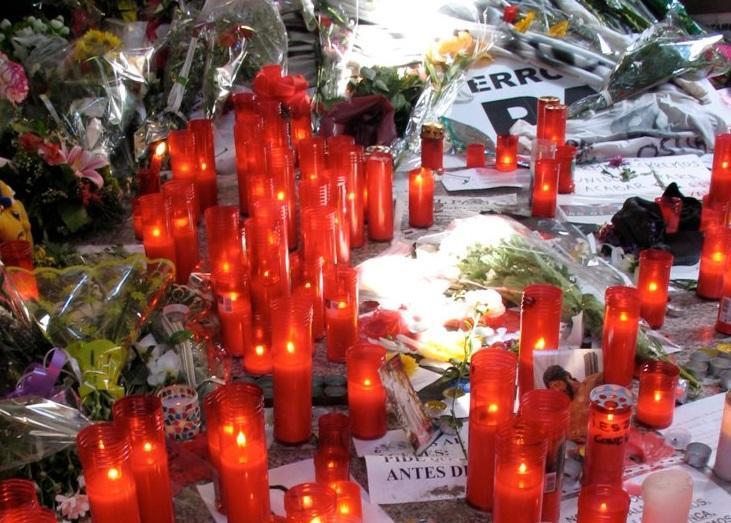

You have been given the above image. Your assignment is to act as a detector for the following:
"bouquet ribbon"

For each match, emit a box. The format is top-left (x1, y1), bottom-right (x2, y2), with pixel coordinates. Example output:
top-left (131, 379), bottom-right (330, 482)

top-left (7, 348), bottom-right (67, 399)
top-left (253, 67), bottom-right (311, 118)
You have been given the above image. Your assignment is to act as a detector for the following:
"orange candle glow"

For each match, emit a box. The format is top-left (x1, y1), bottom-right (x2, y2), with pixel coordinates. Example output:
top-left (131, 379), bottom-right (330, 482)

top-left (138, 193), bottom-right (177, 265)
top-left (325, 265), bottom-right (359, 363)
top-left (346, 343), bottom-right (387, 440)
top-left (531, 158), bottom-right (559, 218)
top-left (637, 249), bottom-right (673, 329)
top-left (408, 167), bottom-right (434, 229)
top-left (284, 483), bottom-right (337, 523)
top-left (636, 361), bottom-right (679, 429)
top-left (330, 481), bottom-right (363, 522)
top-left (496, 135), bottom-right (518, 172)
top-left (149, 141), bottom-right (166, 175)
top-left (697, 227), bottom-right (730, 299)
top-left (709, 133), bottom-right (731, 207)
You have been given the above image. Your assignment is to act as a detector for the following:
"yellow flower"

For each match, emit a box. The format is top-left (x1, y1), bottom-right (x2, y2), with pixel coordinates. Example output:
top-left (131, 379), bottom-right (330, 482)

top-left (547, 20), bottom-right (570, 38)
top-left (514, 11), bottom-right (536, 33)
top-left (427, 30), bottom-right (475, 66)
top-left (398, 354), bottom-right (419, 377)
top-left (73, 30), bottom-right (122, 62)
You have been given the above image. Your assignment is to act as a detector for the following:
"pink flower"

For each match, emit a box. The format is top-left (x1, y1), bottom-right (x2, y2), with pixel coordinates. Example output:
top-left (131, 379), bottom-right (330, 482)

top-left (55, 492), bottom-right (90, 520)
top-left (59, 144), bottom-right (107, 188)
top-left (0, 52), bottom-right (29, 105)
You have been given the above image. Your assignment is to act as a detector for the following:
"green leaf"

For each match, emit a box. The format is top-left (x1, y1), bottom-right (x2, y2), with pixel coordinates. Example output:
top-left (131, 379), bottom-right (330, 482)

top-left (374, 79), bottom-right (389, 93)
top-left (168, 329), bottom-right (194, 345)
top-left (58, 203), bottom-right (90, 233)
top-left (361, 67), bottom-right (375, 80)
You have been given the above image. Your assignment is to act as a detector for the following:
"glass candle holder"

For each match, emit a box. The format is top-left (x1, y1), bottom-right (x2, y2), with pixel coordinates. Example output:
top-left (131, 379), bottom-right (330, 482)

top-left (466, 143), bottom-right (486, 168)
top-left (602, 286), bottom-right (641, 387)
top-left (315, 413), bottom-right (351, 484)
top-left (233, 92), bottom-right (257, 120)
top-left (167, 129), bottom-right (197, 184)
top-left (204, 206), bottom-right (244, 285)
top-left (365, 153), bottom-right (394, 242)
top-left (466, 348), bottom-right (517, 512)
top-left (577, 485), bottom-right (630, 523)
top-left (138, 193), bottom-right (177, 265)
top-left (233, 116), bottom-right (263, 214)
top-left (536, 96), bottom-right (560, 141)
top-left (303, 256), bottom-right (326, 340)
top-left (697, 227), bottom-right (730, 299)
top-left (258, 99), bottom-right (287, 146)
top-left (637, 248), bottom-right (673, 329)
top-left (217, 383), bottom-right (270, 523)
top-left (495, 134), bottom-right (518, 172)
top-left (300, 175), bottom-right (331, 210)
top-left (328, 172), bottom-right (351, 265)
top-left (157, 385), bottom-right (201, 441)
top-left (542, 104), bottom-right (567, 146)
top-left (148, 141), bottom-right (166, 176)
top-left (532, 157), bottom-right (559, 218)
top-left (299, 136), bottom-right (327, 181)
top-left (709, 133), bottom-right (731, 207)
top-left (252, 198), bottom-right (292, 290)
top-left (636, 360), bottom-right (680, 429)
top-left (330, 481), bottom-right (363, 521)
top-left (408, 167), bottom-right (434, 229)
top-left (582, 385), bottom-right (632, 487)
top-left (518, 284), bottom-right (562, 397)
top-left (284, 483), bottom-right (337, 523)
top-left (0, 507), bottom-right (56, 522)
top-left (518, 389), bottom-right (571, 523)
top-left (162, 180), bottom-right (199, 285)
top-left (246, 313), bottom-right (274, 375)
top-left (291, 113), bottom-right (312, 145)
top-left (420, 122), bottom-right (444, 173)
top-left (272, 294), bottom-right (314, 444)
top-left (266, 144), bottom-right (296, 246)
top-left (301, 206), bottom-right (338, 268)
top-left (346, 343), bottom-right (387, 440)
top-left (713, 391), bottom-right (731, 480)
top-left (717, 267), bottom-right (731, 335)
top-left (0, 240), bottom-right (33, 270)
top-left (641, 469), bottom-right (693, 523)
top-left (327, 135), bottom-right (356, 168)
top-left (136, 166), bottom-right (161, 196)
top-left (324, 265), bottom-right (359, 363)
top-left (344, 146), bottom-right (365, 249)
top-left (112, 395), bottom-right (174, 523)
top-left (556, 144), bottom-right (576, 194)
top-left (655, 196), bottom-right (682, 234)
top-left (493, 421), bottom-right (548, 523)
top-left (0, 479), bottom-right (38, 514)
top-left (188, 118), bottom-right (217, 211)
top-left (700, 194), bottom-right (728, 232)
top-left (202, 387), bottom-right (226, 513)
top-left (77, 423), bottom-right (141, 523)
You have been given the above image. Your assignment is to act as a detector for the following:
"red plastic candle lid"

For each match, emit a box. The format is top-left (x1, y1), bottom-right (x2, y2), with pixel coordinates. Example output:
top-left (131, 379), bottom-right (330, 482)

top-left (589, 384), bottom-right (633, 411)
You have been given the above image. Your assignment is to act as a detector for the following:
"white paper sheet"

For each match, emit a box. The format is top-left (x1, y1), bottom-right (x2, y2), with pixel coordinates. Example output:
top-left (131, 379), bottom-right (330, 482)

top-left (659, 393), bottom-right (726, 463)
top-left (353, 428), bottom-right (468, 459)
top-left (441, 167), bottom-right (531, 192)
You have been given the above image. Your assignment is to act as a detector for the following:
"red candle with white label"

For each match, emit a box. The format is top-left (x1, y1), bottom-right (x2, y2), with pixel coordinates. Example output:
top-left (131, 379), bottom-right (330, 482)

top-left (188, 118), bottom-right (217, 211)
top-left (77, 423), bottom-right (141, 523)
top-left (518, 284), bottom-right (562, 397)
top-left (408, 167), bottom-right (434, 229)
top-left (636, 360), bottom-right (679, 429)
top-left (162, 181), bottom-right (199, 284)
top-left (284, 483), bottom-right (337, 523)
top-left (531, 158), bottom-right (559, 218)
top-left (112, 396), bottom-right (174, 523)
top-left (466, 143), bottom-right (486, 168)
top-left (347, 343), bottom-right (387, 439)
top-left (577, 485), bottom-right (630, 523)
top-left (496, 134), bottom-right (518, 172)
top-left (637, 248), bottom-right (673, 329)
top-left (365, 152), bottom-right (393, 242)
top-left (536, 96), bottom-right (560, 141)
top-left (139, 193), bottom-right (177, 265)
top-left (556, 144), bottom-right (576, 194)
top-left (314, 413), bottom-right (350, 484)
top-left (325, 265), bottom-right (359, 363)
top-left (709, 133), bottom-right (731, 207)
top-left (602, 286), bottom-right (640, 387)
top-left (330, 481), bottom-right (363, 521)
top-left (697, 227), bottom-right (730, 299)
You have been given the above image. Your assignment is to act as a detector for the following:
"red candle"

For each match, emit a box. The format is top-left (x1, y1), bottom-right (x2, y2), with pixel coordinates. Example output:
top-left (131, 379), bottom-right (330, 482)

top-left (582, 385), bottom-right (632, 487)
top-left (542, 104), bottom-right (567, 147)
top-left (420, 122), bottom-right (444, 173)
top-left (408, 167), bottom-right (434, 229)
top-left (637, 248), bottom-right (673, 329)
top-left (466, 348), bottom-right (517, 512)
top-left (303, 257), bottom-right (326, 340)
top-left (709, 133), bottom-right (731, 207)
top-left (701, 194), bottom-right (728, 232)
top-left (556, 144), bottom-right (576, 194)
top-left (531, 158), bottom-right (559, 218)
top-left (266, 144), bottom-right (297, 246)
top-left (77, 423), bottom-right (141, 523)
top-left (655, 196), bottom-right (682, 234)
top-left (168, 129), bottom-right (197, 182)
top-left (272, 293), bottom-right (313, 444)
top-left (493, 421), bottom-right (547, 523)
top-left (162, 180), bottom-right (199, 284)
top-left (519, 390), bottom-right (571, 523)
top-left (518, 284), bottom-right (562, 397)
top-left (325, 265), bottom-right (359, 363)
top-left (301, 207), bottom-right (337, 267)
top-left (233, 92), bottom-right (257, 120)
top-left (496, 134), bottom-right (518, 172)
top-left (0, 507), bottom-right (56, 522)
top-left (0, 479), bottom-right (38, 515)
top-left (204, 205), bottom-right (245, 284)
top-left (697, 227), bottom-right (730, 299)
top-left (327, 135), bottom-right (356, 169)
top-left (345, 147), bottom-right (365, 249)
top-left (466, 143), bottom-right (486, 168)
top-left (346, 343), bottom-right (387, 439)
top-left (149, 141), bottom-right (166, 176)
top-left (284, 483), bottom-right (337, 523)
top-left (217, 383), bottom-right (270, 523)
top-left (216, 290), bottom-right (253, 357)
top-left (252, 198), bottom-right (291, 293)
top-left (329, 172), bottom-right (351, 264)
top-left (257, 99), bottom-right (288, 146)
top-left (602, 286), bottom-right (641, 387)
top-left (330, 481), bottom-right (363, 522)
top-left (202, 388), bottom-right (226, 513)
top-left (577, 485), bottom-right (630, 523)
top-left (233, 115), bottom-right (264, 215)
top-left (138, 193), bottom-right (177, 265)
top-left (299, 175), bottom-right (331, 210)
top-left (365, 152), bottom-right (393, 242)
top-left (291, 113), bottom-right (312, 145)
top-left (315, 413), bottom-right (350, 484)
top-left (246, 172), bottom-right (274, 213)
top-left (636, 360), bottom-right (679, 429)
top-left (245, 314), bottom-right (274, 375)
top-left (112, 396), bottom-right (174, 523)
top-left (298, 136), bottom-right (327, 181)
top-left (137, 167), bottom-right (161, 196)
top-left (536, 96), bottom-right (560, 141)
top-left (189, 118), bottom-right (218, 211)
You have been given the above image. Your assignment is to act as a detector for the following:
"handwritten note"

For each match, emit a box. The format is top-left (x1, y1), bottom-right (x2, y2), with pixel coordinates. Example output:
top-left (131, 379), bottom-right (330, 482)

top-left (441, 167), bottom-right (531, 192)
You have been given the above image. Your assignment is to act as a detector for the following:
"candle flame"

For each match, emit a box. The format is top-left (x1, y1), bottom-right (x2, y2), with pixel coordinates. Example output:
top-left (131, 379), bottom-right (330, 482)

top-left (619, 312), bottom-right (628, 322)
top-left (338, 301), bottom-right (347, 310)
top-left (503, 157), bottom-right (512, 165)
top-left (222, 262), bottom-right (231, 273)
top-left (276, 191), bottom-right (286, 201)
top-left (535, 337), bottom-right (546, 350)
top-left (415, 174), bottom-right (423, 184)
top-left (364, 378), bottom-right (372, 387)
top-left (327, 461), bottom-right (336, 469)
top-left (600, 502), bottom-right (607, 512)
top-left (304, 282), bottom-right (312, 289)
top-left (201, 162), bottom-right (207, 171)
top-left (255, 345), bottom-right (265, 356)
top-left (488, 404), bottom-right (498, 414)
top-left (607, 414), bottom-right (614, 422)
top-left (174, 217), bottom-right (189, 229)
top-left (107, 468), bottom-right (120, 480)
top-left (339, 504), bottom-right (351, 515)
top-left (542, 183), bottom-right (550, 191)
top-left (236, 431), bottom-right (246, 448)
top-left (348, 192), bottom-right (355, 201)
top-left (98, 441), bottom-right (105, 450)
top-left (152, 227), bottom-right (161, 238)
top-left (143, 442), bottom-right (152, 452)
top-left (309, 518), bottom-right (322, 523)
top-left (303, 495), bottom-right (313, 509)
top-left (723, 161), bottom-right (729, 169)
top-left (155, 142), bottom-right (166, 157)
top-left (286, 341), bottom-right (295, 354)
top-left (518, 463), bottom-right (527, 474)
top-left (648, 282), bottom-right (658, 292)
top-left (223, 424), bottom-right (234, 435)
top-left (713, 252), bottom-right (724, 263)
top-left (654, 391), bottom-right (662, 402)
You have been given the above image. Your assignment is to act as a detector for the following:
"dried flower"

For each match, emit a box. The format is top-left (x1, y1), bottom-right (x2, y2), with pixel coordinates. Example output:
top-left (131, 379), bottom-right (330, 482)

top-left (0, 52), bottom-right (29, 104)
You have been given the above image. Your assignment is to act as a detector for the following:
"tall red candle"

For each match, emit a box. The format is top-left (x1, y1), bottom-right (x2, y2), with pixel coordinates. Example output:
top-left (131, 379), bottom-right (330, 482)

top-left (245, 313), bottom-right (273, 375)
top-left (582, 385), bottom-right (632, 487)
top-left (330, 480), bottom-right (363, 522)
top-left (77, 423), bottom-right (141, 523)
top-left (301, 207), bottom-right (337, 267)
top-left (701, 194), bottom-right (728, 232)
top-left (542, 104), bottom-right (567, 146)
top-left (325, 265), bottom-right (359, 363)
top-left (518, 284), bottom-right (562, 397)
top-left (167, 129), bottom-right (197, 183)
top-left (327, 135), bottom-right (356, 169)
top-left (204, 205), bottom-right (245, 284)
top-left (637, 248), bottom-right (673, 329)
top-left (148, 141), bottom-right (166, 176)
top-left (466, 143), bottom-right (486, 168)
top-left (233, 115), bottom-right (264, 214)
top-left (246, 172), bottom-right (274, 213)
top-left (420, 122), bottom-right (444, 173)
top-left (257, 99), bottom-right (288, 146)
top-left (345, 147), bottom-right (365, 248)
top-left (233, 92), bottom-right (257, 121)
top-left (577, 485), bottom-right (630, 523)
top-left (536, 96), bottom-right (560, 141)
top-left (112, 396), bottom-right (174, 523)
top-left (365, 152), bottom-right (393, 242)
top-left (315, 413), bottom-right (351, 484)
top-left (216, 290), bottom-right (252, 358)
top-left (0, 479), bottom-right (38, 515)
top-left (709, 133), bottom-right (731, 207)
top-left (267, 144), bottom-right (297, 246)
top-left (162, 180), bottom-right (199, 284)
top-left (298, 136), bottom-right (327, 181)
top-left (466, 348), bottom-right (517, 512)
top-left (493, 421), bottom-right (548, 523)
top-left (531, 158), bottom-right (559, 218)
top-left (188, 118), bottom-right (217, 210)
top-left (139, 193), bottom-right (177, 265)
top-left (697, 227), bottom-right (730, 299)
top-left (496, 134), bottom-right (518, 172)
top-left (299, 175), bottom-right (331, 210)
top-left (252, 198), bottom-right (291, 293)
top-left (303, 256), bottom-right (326, 340)
top-left (202, 387), bottom-right (226, 513)
top-left (284, 483), bottom-right (337, 523)
top-left (329, 172), bottom-right (351, 264)
top-left (346, 343), bottom-right (387, 439)
top-left (636, 360), bottom-right (679, 429)
top-left (556, 144), bottom-right (576, 194)
top-left (408, 167), bottom-right (434, 229)
top-left (602, 286), bottom-right (640, 387)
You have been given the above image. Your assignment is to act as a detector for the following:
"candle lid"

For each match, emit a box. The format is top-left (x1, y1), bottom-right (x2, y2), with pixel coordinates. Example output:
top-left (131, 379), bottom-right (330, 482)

top-left (589, 384), bottom-right (633, 411)
top-left (420, 122), bottom-right (445, 140)
top-left (685, 442), bottom-right (712, 469)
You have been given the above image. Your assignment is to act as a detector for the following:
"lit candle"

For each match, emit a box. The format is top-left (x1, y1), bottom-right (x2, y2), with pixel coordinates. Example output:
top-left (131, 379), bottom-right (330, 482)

top-left (330, 481), bottom-right (363, 522)
top-left (167, 129), bottom-right (197, 182)
top-left (701, 194), bottom-right (728, 232)
top-left (315, 413), bottom-right (351, 484)
top-left (346, 343), bottom-right (387, 440)
top-left (542, 104), bottom-right (567, 146)
top-left (202, 388), bottom-right (226, 514)
top-left (602, 286), bottom-right (641, 387)
top-left (217, 383), bottom-right (271, 523)
top-left (188, 118), bottom-right (218, 211)
top-left (636, 361), bottom-right (679, 429)
top-left (284, 483), bottom-right (337, 523)
top-left (138, 193), bottom-right (177, 265)
top-left (252, 199), bottom-right (291, 295)
top-left (149, 141), bottom-right (166, 175)
top-left (420, 122), bottom-right (444, 173)
top-left (556, 144), bottom-right (576, 194)
top-left (582, 385), bottom-right (632, 487)
top-left (518, 284), bottom-right (562, 397)
top-left (344, 146), bottom-right (365, 249)
top-left (244, 313), bottom-right (273, 375)
top-left (466, 143), bottom-right (486, 168)
top-left (408, 167), bottom-right (434, 229)
top-left (0, 507), bottom-right (57, 522)
top-left (246, 172), bottom-right (274, 216)
top-left (577, 485), bottom-right (630, 523)
top-left (0, 479), bottom-right (39, 515)
top-left (713, 391), bottom-right (731, 480)
top-left (324, 265), bottom-right (359, 363)
top-left (655, 196), bottom-right (682, 234)
top-left (709, 133), bottom-right (731, 207)
top-left (492, 421), bottom-right (547, 523)
top-left (204, 205), bottom-right (245, 285)
top-left (76, 423), bottom-right (141, 523)
top-left (365, 152), bottom-right (393, 242)
top-left (299, 175), bottom-right (331, 210)
top-left (233, 115), bottom-right (263, 215)
top-left (535, 96), bottom-right (560, 141)
top-left (301, 206), bottom-right (338, 269)
top-left (637, 248), bottom-right (673, 329)
top-left (466, 348), bottom-right (517, 512)
top-left (266, 144), bottom-right (297, 247)
top-left (328, 172), bottom-right (351, 264)
top-left (697, 227), bottom-right (729, 299)
top-left (531, 158), bottom-right (559, 218)
top-left (640, 469), bottom-right (693, 523)
top-left (303, 257), bottom-right (326, 340)
top-left (162, 180), bottom-right (199, 285)
top-left (291, 113), bottom-right (313, 145)
top-left (216, 290), bottom-right (253, 358)
top-left (112, 396), bottom-right (174, 523)
top-left (496, 134), bottom-right (518, 172)
top-left (298, 136), bottom-right (327, 181)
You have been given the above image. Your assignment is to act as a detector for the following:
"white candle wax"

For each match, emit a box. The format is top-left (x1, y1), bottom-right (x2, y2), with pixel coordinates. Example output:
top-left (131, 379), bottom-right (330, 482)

top-left (641, 469), bottom-right (693, 523)
top-left (713, 391), bottom-right (731, 481)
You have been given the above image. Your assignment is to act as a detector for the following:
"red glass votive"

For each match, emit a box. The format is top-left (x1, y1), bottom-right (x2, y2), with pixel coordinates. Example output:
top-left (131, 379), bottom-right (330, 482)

top-left (701, 194), bottom-right (729, 232)
top-left (493, 420), bottom-right (548, 523)
top-left (709, 133), bottom-right (731, 207)
top-left (602, 286), bottom-right (641, 387)
top-left (216, 290), bottom-right (253, 358)
top-left (77, 423), bottom-right (141, 523)
top-left (637, 248), bottom-right (673, 329)
top-left (162, 180), bottom-right (199, 284)
top-left (420, 123), bottom-right (444, 173)
top-left (217, 383), bottom-right (270, 523)
top-left (536, 96), bottom-right (560, 141)
top-left (300, 175), bottom-right (331, 210)
top-left (299, 136), bottom-right (327, 181)
top-left (205, 205), bottom-right (244, 284)
top-left (291, 113), bottom-right (312, 145)
top-left (655, 196), bottom-right (682, 234)
top-left (496, 134), bottom-right (518, 172)
top-left (330, 481), bottom-right (363, 521)
top-left (267, 144), bottom-right (297, 246)
top-left (577, 485), bottom-right (630, 523)
top-left (301, 207), bottom-right (337, 267)
top-left (327, 135), bottom-right (356, 168)
top-left (697, 227), bottom-right (730, 299)
top-left (315, 413), bottom-right (351, 484)
top-left (257, 99), bottom-right (288, 146)
top-left (408, 167), bottom-right (434, 229)
top-left (466, 348), bottom-right (517, 512)
top-left (345, 147), bottom-right (365, 249)
top-left (139, 193), bottom-right (177, 265)
top-left (168, 129), bottom-right (197, 183)
top-left (347, 343), bottom-right (387, 439)
top-left (556, 144), bottom-right (576, 194)
top-left (272, 293), bottom-right (313, 444)
top-left (329, 172), bottom-right (351, 265)
top-left (202, 388), bottom-right (226, 513)
top-left (636, 360), bottom-right (680, 429)
top-left (0, 479), bottom-right (38, 514)
top-left (325, 265), bottom-right (359, 363)
top-left (245, 313), bottom-right (274, 375)
top-left (246, 172), bottom-right (274, 213)
top-left (0, 240), bottom-right (33, 270)
top-left (542, 104), bottom-right (567, 146)
top-left (0, 507), bottom-right (56, 522)
top-left (365, 153), bottom-right (393, 242)
top-left (137, 167), bottom-right (160, 196)
top-left (303, 256), bottom-right (326, 340)
top-left (284, 483), bottom-right (337, 523)
top-left (112, 396), bottom-right (174, 523)
top-left (519, 389), bottom-right (571, 523)
top-left (518, 284), bottom-right (562, 397)
top-left (466, 143), bottom-right (486, 168)
top-left (252, 198), bottom-right (291, 292)
top-left (148, 141), bottom-right (166, 175)
top-left (189, 118), bottom-right (217, 211)
top-left (233, 116), bottom-right (264, 214)
top-left (233, 92), bottom-right (257, 120)
top-left (532, 158), bottom-right (559, 218)
top-left (582, 385), bottom-right (632, 487)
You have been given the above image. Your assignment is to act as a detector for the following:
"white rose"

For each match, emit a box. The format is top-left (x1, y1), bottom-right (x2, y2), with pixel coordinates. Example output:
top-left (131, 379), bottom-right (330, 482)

top-left (0, 19), bottom-right (11, 29)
